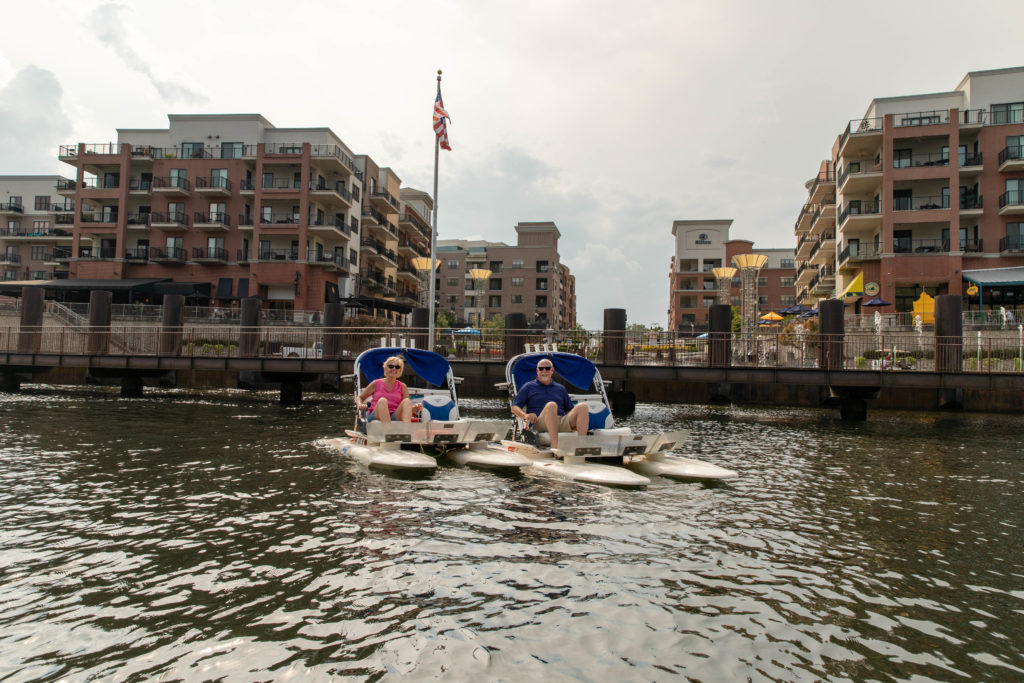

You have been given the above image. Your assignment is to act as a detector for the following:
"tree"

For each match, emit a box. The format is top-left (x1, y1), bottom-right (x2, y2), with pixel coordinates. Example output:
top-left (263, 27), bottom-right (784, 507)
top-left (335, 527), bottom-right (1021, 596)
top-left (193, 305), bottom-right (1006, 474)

top-left (436, 310), bottom-right (456, 328)
top-left (482, 313), bottom-right (505, 330)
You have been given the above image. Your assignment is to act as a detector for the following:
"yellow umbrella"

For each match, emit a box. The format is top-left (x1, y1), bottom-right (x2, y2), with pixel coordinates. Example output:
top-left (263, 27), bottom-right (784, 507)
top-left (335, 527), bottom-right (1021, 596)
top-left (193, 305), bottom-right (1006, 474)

top-left (760, 312), bottom-right (784, 321)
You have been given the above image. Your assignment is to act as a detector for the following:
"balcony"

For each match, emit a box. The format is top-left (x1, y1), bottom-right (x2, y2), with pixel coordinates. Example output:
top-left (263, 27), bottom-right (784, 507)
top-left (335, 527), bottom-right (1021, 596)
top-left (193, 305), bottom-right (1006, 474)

top-left (263, 143), bottom-right (303, 156)
top-left (47, 247), bottom-right (72, 264)
top-left (308, 214), bottom-right (350, 237)
top-left (399, 210), bottom-right (432, 240)
top-left (258, 213), bottom-right (300, 226)
top-left (76, 246), bottom-right (116, 261)
top-left (0, 202), bottom-right (24, 217)
top-left (237, 214), bottom-right (255, 229)
top-left (0, 252), bottom-right (21, 266)
top-left (194, 211), bottom-right (231, 232)
top-left (149, 211), bottom-right (190, 230)
top-left (893, 109), bottom-right (949, 129)
top-left (58, 145), bottom-right (79, 163)
top-left (124, 246), bottom-right (149, 262)
top-left (396, 237), bottom-right (424, 257)
top-left (5, 227), bottom-right (72, 241)
top-left (959, 194), bottom-right (983, 216)
top-left (892, 194), bottom-right (950, 213)
top-left (998, 145), bottom-right (1024, 172)
top-left (80, 176), bottom-right (120, 190)
top-left (128, 178), bottom-right (152, 195)
top-left (999, 190), bottom-right (1024, 215)
top-left (152, 176), bottom-right (192, 196)
top-left (837, 242), bottom-right (882, 269)
top-left (837, 159), bottom-right (882, 193)
top-left (809, 198), bottom-right (836, 235)
top-left (892, 151), bottom-right (949, 169)
top-left (240, 180), bottom-right (255, 195)
top-left (838, 199), bottom-right (882, 228)
top-left (192, 247), bottom-right (228, 263)
top-left (126, 213), bottom-right (151, 228)
top-left (80, 211), bottom-right (117, 226)
top-left (307, 250), bottom-right (350, 273)
top-left (893, 238), bottom-right (950, 255)
top-left (308, 179), bottom-right (353, 207)
top-left (838, 116), bottom-right (883, 157)
top-left (796, 233), bottom-right (815, 260)
top-left (807, 170), bottom-right (834, 204)
top-left (56, 179), bottom-right (76, 196)
top-left (195, 176), bottom-right (232, 196)
top-left (361, 208), bottom-right (392, 239)
top-left (999, 236), bottom-right (1024, 253)
top-left (809, 232), bottom-right (835, 265)
top-left (960, 151), bottom-right (983, 173)
top-left (257, 248), bottom-right (299, 262)
top-left (360, 238), bottom-right (397, 267)
top-left (148, 247), bottom-right (187, 264)
top-left (310, 144), bottom-right (359, 177)
top-left (369, 187), bottom-right (399, 214)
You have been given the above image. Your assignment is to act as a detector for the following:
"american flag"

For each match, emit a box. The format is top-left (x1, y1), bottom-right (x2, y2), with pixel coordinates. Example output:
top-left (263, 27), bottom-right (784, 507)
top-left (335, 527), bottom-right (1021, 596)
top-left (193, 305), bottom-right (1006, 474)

top-left (433, 83), bottom-right (451, 151)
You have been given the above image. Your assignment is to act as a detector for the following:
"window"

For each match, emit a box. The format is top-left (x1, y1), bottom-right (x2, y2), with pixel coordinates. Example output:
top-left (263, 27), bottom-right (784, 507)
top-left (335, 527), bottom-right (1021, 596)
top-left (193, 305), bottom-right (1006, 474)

top-left (32, 220), bottom-right (50, 231)
top-left (446, 295), bottom-right (457, 305)
top-left (702, 298), bottom-right (714, 308)
top-left (991, 102), bottom-right (1024, 125)
top-left (781, 277), bottom-right (795, 288)
top-left (731, 277), bottom-right (741, 288)
top-left (34, 196), bottom-right (50, 211)
top-left (262, 172), bottom-right (274, 189)
top-left (780, 259), bottom-right (794, 268)
top-left (220, 142), bottom-right (243, 159)
top-left (489, 261), bottom-right (503, 273)
top-left (511, 259), bottom-right (523, 269)
top-left (758, 277), bottom-right (768, 287)
top-left (489, 278), bottom-right (502, 290)
top-left (536, 278), bottom-right (548, 290)
top-left (169, 202), bottom-right (185, 220)
top-left (180, 142), bottom-right (204, 158)
top-left (209, 202), bottom-right (226, 221)
top-left (261, 205), bottom-right (272, 222)
top-left (535, 295), bottom-right (547, 307)
top-left (169, 168), bottom-right (187, 188)
top-left (1006, 223), bottom-right (1024, 250)
top-left (511, 294), bottom-right (523, 304)
top-left (447, 259), bottom-right (460, 269)
top-left (464, 296), bottom-right (476, 308)
top-left (7, 221), bottom-right (18, 234)
top-left (488, 295), bottom-right (501, 307)
top-left (893, 189), bottom-right (912, 211)
top-left (31, 246), bottom-right (47, 260)
top-left (893, 148), bottom-right (912, 169)
top-left (758, 296), bottom-right (768, 305)
top-left (781, 296), bottom-right (796, 307)
top-left (207, 236), bottom-right (224, 254)
top-left (511, 277), bottom-right (523, 287)
top-left (447, 278), bottom-right (458, 287)
top-left (1007, 179), bottom-right (1024, 207)
top-left (211, 168), bottom-right (228, 188)
top-left (536, 260), bottom-right (549, 273)
top-left (7, 196), bottom-right (21, 209)
top-left (30, 271), bottom-right (47, 280)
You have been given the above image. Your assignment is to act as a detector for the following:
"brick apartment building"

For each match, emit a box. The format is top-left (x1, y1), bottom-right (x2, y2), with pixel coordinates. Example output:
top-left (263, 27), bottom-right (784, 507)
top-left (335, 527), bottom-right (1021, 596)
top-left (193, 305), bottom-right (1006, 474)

top-left (668, 219), bottom-right (796, 333)
top-left (795, 66), bottom-right (1024, 313)
top-left (0, 176), bottom-right (75, 282)
top-left (5, 113), bottom-right (432, 321)
top-left (436, 221), bottom-right (577, 330)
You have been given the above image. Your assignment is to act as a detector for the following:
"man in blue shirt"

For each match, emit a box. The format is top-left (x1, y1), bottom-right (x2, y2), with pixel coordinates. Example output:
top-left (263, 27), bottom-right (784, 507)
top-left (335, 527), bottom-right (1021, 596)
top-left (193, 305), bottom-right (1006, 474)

top-left (510, 359), bottom-right (589, 451)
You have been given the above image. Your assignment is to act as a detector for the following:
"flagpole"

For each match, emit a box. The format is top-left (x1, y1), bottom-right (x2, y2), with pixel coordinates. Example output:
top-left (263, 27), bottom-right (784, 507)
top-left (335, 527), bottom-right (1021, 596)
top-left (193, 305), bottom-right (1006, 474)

top-left (428, 69), bottom-right (442, 351)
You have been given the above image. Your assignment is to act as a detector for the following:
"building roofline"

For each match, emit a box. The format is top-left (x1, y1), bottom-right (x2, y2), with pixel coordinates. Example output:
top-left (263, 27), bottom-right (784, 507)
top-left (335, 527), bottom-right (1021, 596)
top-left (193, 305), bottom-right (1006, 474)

top-left (956, 65), bottom-right (1024, 91)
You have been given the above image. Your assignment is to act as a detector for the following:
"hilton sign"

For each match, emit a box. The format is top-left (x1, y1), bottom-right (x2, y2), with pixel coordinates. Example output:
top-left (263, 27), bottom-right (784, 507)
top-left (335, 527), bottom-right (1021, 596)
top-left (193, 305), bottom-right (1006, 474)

top-left (694, 233), bottom-right (712, 245)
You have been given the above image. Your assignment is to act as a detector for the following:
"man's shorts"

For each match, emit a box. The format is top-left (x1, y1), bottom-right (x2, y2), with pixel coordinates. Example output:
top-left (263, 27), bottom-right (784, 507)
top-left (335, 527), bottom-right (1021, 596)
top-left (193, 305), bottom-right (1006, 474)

top-left (536, 413), bottom-right (573, 432)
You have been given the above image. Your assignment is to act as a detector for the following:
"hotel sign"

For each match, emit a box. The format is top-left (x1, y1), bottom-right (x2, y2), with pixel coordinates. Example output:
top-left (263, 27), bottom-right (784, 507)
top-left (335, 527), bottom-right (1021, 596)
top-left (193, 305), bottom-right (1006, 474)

top-left (694, 233), bottom-right (712, 245)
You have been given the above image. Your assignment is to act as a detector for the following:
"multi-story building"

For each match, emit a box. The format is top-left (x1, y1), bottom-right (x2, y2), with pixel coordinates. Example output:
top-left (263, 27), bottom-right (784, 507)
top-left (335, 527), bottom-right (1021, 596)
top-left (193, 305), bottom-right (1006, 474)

top-left (795, 66), bottom-right (1024, 313)
top-left (52, 113), bottom-right (431, 320)
top-left (668, 219), bottom-right (796, 332)
top-left (0, 176), bottom-right (77, 282)
top-left (435, 221), bottom-right (576, 330)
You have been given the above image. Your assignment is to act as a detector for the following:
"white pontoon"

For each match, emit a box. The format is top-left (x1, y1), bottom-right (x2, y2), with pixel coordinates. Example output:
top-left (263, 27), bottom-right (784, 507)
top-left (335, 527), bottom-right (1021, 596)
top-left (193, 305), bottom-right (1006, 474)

top-left (496, 351), bottom-right (737, 486)
top-left (320, 347), bottom-right (529, 473)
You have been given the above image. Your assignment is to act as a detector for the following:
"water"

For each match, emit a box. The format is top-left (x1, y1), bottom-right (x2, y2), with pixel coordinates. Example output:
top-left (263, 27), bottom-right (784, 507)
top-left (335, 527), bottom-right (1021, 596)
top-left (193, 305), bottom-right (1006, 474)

top-left (0, 387), bottom-right (1021, 682)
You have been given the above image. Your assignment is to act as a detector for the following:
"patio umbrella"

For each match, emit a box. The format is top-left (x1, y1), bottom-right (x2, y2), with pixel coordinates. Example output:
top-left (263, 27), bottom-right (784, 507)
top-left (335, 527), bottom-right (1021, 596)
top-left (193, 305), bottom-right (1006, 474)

top-left (696, 332), bottom-right (709, 339)
top-left (863, 296), bottom-right (892, 307)
top-left (794, 304), bottom-right (812, 313)
top-left (453, 326), bottom-right (482, 335)
top-left (760, 312), bottom-right (784, 321)
top-left (779, 305), bottom-right (799, 315)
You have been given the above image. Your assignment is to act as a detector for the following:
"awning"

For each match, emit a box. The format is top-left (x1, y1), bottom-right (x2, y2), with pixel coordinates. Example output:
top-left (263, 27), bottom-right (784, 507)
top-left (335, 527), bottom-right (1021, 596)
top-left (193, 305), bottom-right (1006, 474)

top-left (139, 281), bottom-right (211, 298)
top-left (237, 278), bottom-right (250, 298)
top-left (38, 278), bottom-right (168, 291)
top-left (343, 296), bottom-right (412, 315)
top-left (962, 266), bottom-right (1024, 286)
top-left (840, 272), bottom-right (864, 300)
top-left (215, 278), bottom-right (232, 300)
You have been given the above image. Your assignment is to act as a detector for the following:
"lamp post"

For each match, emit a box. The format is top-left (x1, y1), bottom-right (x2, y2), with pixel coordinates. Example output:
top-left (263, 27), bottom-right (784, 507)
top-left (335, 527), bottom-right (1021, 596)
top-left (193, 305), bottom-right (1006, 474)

top-left (711, 266), bottom-right (737, 305)
top-left (411, 257), bottom-right (439, 309)
top-left (732, 253), bottom-right (768, 345)
top-left (467, 268), bottom-right (491, 326)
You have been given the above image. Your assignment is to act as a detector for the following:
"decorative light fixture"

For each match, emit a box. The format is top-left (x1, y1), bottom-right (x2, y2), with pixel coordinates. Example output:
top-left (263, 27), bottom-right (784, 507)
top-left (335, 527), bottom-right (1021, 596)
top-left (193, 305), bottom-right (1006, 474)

top-left (711, 266), bottom-right (737, 305)
top-left (731, 253), bottom-right (768, 342)
top-left (411, 257), bottom-right (440, 308)
top-left (467, 268), bottom-right (492, 326)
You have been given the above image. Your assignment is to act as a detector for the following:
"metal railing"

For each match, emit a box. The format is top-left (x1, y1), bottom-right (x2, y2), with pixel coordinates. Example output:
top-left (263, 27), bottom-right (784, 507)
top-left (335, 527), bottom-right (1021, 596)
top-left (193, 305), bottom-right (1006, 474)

top-left (998, 145), bottom-right (1023, 165)
top-left (999, 190), bottom-right (1023, 209)
top-left (892, 194), bottom-right (949, 211)
top-left (195, 176), bottom-right (232, 191)
top-left (152, 176), bottom-right (192, 192)
top-left (192, 247), bottom-right (228, 261)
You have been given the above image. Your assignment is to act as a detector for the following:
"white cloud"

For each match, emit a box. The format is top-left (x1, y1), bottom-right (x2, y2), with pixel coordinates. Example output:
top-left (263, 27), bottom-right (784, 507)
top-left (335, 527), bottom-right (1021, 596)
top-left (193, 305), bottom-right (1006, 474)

top-left (0, 66), bottom-right (72, 174)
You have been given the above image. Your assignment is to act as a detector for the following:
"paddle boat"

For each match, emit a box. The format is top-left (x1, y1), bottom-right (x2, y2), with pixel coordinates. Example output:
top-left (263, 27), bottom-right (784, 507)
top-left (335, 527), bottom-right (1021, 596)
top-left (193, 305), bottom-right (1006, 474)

top-left (495, 351), bottom-right (738, 486)
top-left (320, 346), bottom-right (529, 473)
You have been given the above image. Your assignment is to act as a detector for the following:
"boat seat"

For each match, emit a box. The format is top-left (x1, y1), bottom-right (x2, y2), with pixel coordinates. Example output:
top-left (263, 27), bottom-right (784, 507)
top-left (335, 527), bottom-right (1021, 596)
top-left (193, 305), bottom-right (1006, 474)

top-left (569, 393), bottom-right (614, 430)
top-left (409, 388), bottom-right (458, 421)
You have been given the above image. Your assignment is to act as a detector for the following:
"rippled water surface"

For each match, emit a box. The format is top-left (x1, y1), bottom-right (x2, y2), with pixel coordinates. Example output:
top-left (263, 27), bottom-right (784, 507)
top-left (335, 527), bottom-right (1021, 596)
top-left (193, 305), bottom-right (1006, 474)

top-left (1, 386), bottom-right (1022, 681)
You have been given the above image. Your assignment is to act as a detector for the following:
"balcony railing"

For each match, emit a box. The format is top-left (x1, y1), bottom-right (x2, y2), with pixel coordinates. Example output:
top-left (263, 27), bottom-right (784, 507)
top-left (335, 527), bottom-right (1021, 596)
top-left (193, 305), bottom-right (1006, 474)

top-left (0, 203), bottom-right (24, 213)
top-left (125, 247), bottom-right (149, 260)
top-left (259, 213), bottom-right (300, 225)
top-left (307, 251), bottom-right (349, 269)
top-left (79, 177), bottom-right (121, 189)
top-left (126, 213), bottom-right (151, 226)
top-left (959, 239), bottom-right (983, 253)
top-left (893, 152), bottom-right (949, 168)
top-left (808, 233), bottom-right (835, 261)
top-left (838, 199), bottom-right (882, 225)
top-left (838, 242), bottom-right (883, 265)
top-left (894, 110), bottom-right (949, 128)
top-left (129, 178), bottom-right (152, 192)
top-left (238, 214), bottom-right (254, 227)
top-left (892, 194), bottom-right (949, 211)
top-left (149, 211), bottom-right (190, 226)
top-left (309, 144), bottom-right (359, 175)
top-left (999, 190), bottom-right (1024, 209)
top-left (998, 145), bottom-right (1023, 165)
top-left (152, 176), bottom-right (192, 192)
top-left (961, 152), bottom-right (983, 166)
top-left (893, 238), bottom-right (949, 254)
top-left (960, 195), bottom-right (983, 210)
top-left (261, 177), bottom-right (301, 190)
top-left (148, 247), bottom-right (186, 261)
top-left (194, 211), bottom-right (231, 226)
top-left (960, 109), bottom-right (988, 125)
top-left (999, 236), bottom-right (1024, 252)
top-left (258, 249), bottom-right (299, 261)
top-left (1, 253), bottom-right (21, 264)
top-left (839, 116), bottom-right (883, 150)
top-left (309, 215), bottom-right (349, 234)
top-left (195, 176), bottom-right (232, 191)
top-left (80, 212), bottom-right (117, 224)
top-left (309, 180), bottom-right (352, 201)
top-left (192, 247), bottom-right (228, 261)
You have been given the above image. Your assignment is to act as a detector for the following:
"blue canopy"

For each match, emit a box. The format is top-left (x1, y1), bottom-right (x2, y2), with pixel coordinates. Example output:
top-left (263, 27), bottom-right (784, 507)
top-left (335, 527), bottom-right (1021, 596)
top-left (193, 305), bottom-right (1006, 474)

top-left (453, 327), bottom-right (482, 335)
top-left (510, 352), bottom-right (598, 392)
top-left (356, 347), bottom-right (451, 387)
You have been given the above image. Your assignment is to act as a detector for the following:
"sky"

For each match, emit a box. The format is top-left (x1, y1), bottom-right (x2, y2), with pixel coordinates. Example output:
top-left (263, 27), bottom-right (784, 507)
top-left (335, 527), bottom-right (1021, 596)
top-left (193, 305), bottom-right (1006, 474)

top-left (1, 1), bottom-right (1023, 328)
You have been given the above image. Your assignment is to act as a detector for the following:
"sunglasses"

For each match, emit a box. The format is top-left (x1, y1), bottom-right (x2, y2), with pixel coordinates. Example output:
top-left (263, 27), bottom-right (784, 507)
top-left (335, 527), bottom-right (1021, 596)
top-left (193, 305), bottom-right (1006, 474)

top-left (386, 364), bottom-right (402, 370)
top-left (537, 366), bottom-right (553, 371)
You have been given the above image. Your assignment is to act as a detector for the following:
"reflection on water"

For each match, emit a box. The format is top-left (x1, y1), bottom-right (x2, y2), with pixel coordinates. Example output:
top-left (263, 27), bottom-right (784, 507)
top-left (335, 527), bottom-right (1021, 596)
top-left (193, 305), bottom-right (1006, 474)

top-left (0, 387), bottom-right (1021, 681)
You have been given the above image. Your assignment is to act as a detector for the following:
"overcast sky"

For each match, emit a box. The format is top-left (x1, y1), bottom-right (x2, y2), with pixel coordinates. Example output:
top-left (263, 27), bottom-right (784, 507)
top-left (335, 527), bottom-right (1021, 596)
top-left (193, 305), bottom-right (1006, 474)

top-left (1, 1), bottom-right (1023, 327)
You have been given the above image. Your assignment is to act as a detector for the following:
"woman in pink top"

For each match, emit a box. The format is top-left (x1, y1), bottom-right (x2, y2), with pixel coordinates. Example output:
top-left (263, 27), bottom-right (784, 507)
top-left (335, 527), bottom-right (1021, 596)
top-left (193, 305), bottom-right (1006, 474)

top-left (356, 355), bottom-right (421, 423)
